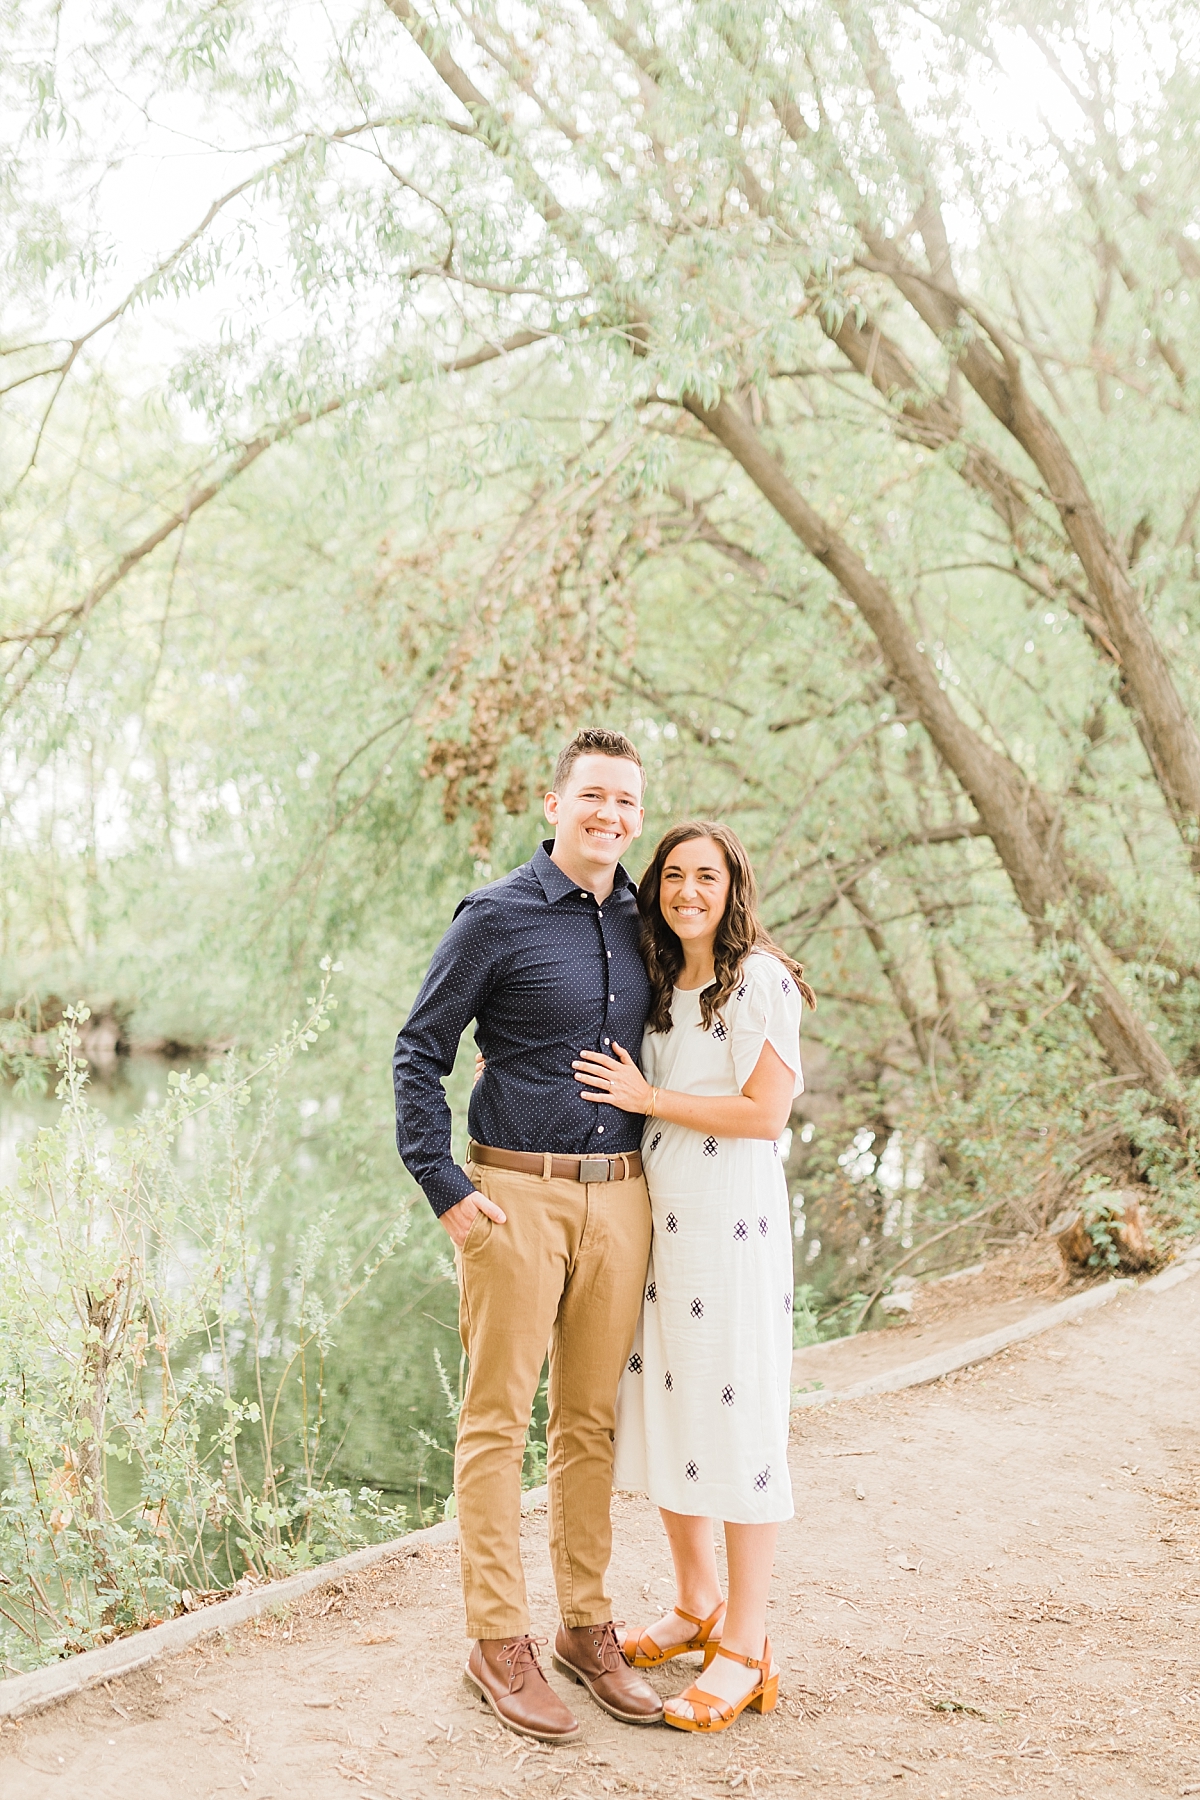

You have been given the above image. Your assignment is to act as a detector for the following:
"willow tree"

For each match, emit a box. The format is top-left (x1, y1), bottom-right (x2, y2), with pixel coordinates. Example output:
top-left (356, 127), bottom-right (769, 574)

top-left (2, 0), bottom-right (1198, 1200)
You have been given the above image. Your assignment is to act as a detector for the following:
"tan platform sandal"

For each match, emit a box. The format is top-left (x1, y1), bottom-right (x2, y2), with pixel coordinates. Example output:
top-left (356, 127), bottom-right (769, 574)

top-left (622, 1600), bottom-right (726, 1670)
top-left (662, 1637), bottom-right (779, 1734)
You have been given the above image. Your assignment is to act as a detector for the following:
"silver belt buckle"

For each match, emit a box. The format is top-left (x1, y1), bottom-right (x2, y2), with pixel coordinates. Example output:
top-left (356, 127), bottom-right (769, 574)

top-left (578, 1156), bottom-right (610, 1184)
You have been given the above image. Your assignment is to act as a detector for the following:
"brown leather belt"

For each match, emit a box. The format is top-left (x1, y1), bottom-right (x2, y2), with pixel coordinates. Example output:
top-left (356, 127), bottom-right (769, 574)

top-left (467, 1141), bottom-right (643, 1184)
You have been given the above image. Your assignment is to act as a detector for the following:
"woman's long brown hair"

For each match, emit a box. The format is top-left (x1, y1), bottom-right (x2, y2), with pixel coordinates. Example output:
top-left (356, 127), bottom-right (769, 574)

top-left (638, 820), bottom-right (817, 1033)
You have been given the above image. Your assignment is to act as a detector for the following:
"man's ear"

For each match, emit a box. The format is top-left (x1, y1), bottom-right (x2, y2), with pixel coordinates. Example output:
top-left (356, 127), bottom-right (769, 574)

top-left (544, 790), bottom-right (559, 824)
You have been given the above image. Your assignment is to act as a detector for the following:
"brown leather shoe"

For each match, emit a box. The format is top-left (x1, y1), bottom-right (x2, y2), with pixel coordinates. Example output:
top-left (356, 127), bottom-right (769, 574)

top-left (464, 1636), bottom-right (581, 1743)
top-left (553, 1621), bottom-right (665, 1724)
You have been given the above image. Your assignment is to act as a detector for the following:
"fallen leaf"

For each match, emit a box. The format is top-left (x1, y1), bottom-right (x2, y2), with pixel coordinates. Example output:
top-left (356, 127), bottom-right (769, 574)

top-left (210, 1707), bottom-right (231, 1724)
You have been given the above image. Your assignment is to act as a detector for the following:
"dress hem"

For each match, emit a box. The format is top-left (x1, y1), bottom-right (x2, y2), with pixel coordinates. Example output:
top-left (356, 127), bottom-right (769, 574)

top-left (616, 1482), bottom-right (795, 1526)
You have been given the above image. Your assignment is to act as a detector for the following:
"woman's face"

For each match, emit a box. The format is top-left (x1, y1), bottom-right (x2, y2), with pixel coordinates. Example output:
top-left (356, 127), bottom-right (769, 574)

top-left (658, 835), bottom-right (732, 949)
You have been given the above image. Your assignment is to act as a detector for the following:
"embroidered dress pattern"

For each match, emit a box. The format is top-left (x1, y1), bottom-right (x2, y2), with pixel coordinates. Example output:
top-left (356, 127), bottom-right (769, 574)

top-left (613, 951), bottom-right (804, 1524)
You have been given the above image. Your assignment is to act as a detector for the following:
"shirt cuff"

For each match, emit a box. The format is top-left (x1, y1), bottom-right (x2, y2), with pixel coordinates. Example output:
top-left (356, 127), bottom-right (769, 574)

top-left (424, 1161), bottom-right (478, 1218)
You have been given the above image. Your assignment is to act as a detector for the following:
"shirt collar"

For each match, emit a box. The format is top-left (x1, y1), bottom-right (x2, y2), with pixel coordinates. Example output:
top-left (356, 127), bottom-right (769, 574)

top-left (532, 840), bottom-right (636, 903)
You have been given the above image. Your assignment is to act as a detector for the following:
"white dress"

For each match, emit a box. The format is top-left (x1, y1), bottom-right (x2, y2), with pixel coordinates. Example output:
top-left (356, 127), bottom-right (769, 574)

top-left (613, 951), bottom-right (803, 1524)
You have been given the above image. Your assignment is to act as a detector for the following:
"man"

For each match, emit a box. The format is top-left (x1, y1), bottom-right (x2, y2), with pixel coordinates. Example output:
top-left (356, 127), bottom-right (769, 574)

top-left (393, 727), bottom-right (662, 1742)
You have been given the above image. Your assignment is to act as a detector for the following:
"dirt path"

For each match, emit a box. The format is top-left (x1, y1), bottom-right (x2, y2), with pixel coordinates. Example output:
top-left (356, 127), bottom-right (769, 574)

top-left (4, 1270), bottom-right (1199, 1800)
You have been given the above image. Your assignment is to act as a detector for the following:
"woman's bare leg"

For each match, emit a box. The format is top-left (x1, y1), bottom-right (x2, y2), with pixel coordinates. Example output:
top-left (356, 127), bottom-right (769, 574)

top-left (636, 1508), bottom-right (724, 1652)
top-left (665, 1521), bottom-right (779, 1719)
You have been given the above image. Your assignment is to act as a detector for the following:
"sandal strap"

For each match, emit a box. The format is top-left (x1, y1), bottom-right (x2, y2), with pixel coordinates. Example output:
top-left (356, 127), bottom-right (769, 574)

top-left (676, 1601), bottom-right (725, 1633)
top-left (626, 1600), bottom-right (727, 1664)
top-left (672, 1684), bottom-right (732, 1726)
top-left (714, 1634), bottom-right (772, 1674)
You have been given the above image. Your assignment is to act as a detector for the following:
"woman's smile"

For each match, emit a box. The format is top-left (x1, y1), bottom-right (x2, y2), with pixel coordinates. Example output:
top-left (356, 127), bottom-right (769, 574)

top-left (659, 836), bottom-right (733, 966)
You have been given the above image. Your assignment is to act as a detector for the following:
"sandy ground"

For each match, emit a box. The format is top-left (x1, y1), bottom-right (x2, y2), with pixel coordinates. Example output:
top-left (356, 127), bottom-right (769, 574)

top-left (3, 1263), bottom-right (1199, 1800)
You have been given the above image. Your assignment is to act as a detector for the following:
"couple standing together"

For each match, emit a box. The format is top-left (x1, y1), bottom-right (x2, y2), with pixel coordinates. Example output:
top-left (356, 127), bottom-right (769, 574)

top-left (393, 728), bottom-right (814, 1741)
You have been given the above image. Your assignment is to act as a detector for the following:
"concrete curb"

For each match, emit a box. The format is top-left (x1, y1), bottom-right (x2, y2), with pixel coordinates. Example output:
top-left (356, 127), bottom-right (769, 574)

top-left (5, 1244), bottom-right (1197, 1722)
top-left (0, 1484), bottom-right (548, 1722)
top-left (791, 1244), bottom-right (1200, 1411)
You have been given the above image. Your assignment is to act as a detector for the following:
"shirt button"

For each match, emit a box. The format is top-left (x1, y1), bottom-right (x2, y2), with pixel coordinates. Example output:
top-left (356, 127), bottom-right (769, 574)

top-left (597, 1125), bottom-right (605, 1133)
top-left (609, 995), bottom-right (615, 1002)
top-left (607, 951), bottom-right (612, 959)
top-left (603, 1037), bottom-right (611, 1046)
top-left (578, 891), bottom-right (587, 898)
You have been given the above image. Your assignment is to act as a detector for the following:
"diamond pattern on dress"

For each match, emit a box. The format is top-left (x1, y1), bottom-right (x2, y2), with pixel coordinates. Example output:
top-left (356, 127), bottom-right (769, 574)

top-left (627, 1352), bottom-right (643, 1373)
top-left (645, 1281), bottom-right (657, 1303)
top-left (781, 976), bottom-right (791, 993)
top-left (721, 1384), bottom-right (735, 1406)
top-left (733, 1219), bottom-right (748, 1241)
top-left (711, 1018), bottom-right (728, 1042)
top-left (685, 1459), bottom-right (699, 1481)
top-left (758, 1216), bottom-right (769, 1236)
top-left (753, 1467), bottom-right (771, 1491)
top-left (664, 1371), bottom-right (673, 1392)
top-left (702, 1136), bottom-right (718, 1157)
top-left (736, 983), bottom-right (746, 999)
top-left (649, 1131), bottom-right (661, 1152)
top-left (690, 1296), bottom-right (704, 1318)
top-left (665, 1212), bottom-right (678, 1233)
top-left (784, 1292), bottom-right (793, 1314)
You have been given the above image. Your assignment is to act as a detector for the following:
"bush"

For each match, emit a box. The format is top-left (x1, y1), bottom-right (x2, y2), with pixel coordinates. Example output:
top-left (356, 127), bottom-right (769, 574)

top-left (0, 968), bottom-right (406, 1674)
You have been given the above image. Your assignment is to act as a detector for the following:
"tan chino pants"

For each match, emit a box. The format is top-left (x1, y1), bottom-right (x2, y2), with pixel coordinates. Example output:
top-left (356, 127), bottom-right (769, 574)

top-left (454, 1160), bottom-right (652, 1640)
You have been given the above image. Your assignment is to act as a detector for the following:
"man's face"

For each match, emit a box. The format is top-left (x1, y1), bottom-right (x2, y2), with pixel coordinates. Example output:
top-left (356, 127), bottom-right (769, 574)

top-left (544, 754), bottom-right (645, 872)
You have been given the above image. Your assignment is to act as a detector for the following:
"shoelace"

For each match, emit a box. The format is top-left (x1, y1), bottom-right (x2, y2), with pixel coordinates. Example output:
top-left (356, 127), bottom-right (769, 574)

top-left (592, 1621), bottom-right (626, 1672)
top-left (500, 1634), bottom-right (549, 1687)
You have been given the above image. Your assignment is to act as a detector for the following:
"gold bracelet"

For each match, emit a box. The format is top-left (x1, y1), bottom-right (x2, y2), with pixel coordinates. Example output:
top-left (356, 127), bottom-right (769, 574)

top-left (648, 1087), bottom-right (659, 1118)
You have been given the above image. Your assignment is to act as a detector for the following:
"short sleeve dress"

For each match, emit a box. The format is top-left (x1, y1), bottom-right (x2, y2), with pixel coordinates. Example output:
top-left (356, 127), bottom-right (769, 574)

top-left (613, 951), bottom-right (803, 1524)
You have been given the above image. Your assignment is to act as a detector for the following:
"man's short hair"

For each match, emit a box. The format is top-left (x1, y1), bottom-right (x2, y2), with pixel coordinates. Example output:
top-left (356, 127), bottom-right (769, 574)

top-left (552, 727), bottom-right (645, 796)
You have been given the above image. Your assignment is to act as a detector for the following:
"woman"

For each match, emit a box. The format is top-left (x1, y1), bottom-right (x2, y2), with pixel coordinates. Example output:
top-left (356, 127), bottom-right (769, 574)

top-left (573, 821), bottom-right (814, 1735)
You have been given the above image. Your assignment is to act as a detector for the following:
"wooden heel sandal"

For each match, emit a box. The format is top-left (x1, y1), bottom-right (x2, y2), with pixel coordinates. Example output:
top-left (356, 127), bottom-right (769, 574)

top-left (662, 1637), bottom-right (779, 1734)
top-left (622, 1601), bottom-right (726, 1670)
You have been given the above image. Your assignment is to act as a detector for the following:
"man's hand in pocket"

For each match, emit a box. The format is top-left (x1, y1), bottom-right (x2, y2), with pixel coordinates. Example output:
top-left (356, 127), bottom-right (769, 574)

top-left (440, 1189), bottom-right (507, 1249)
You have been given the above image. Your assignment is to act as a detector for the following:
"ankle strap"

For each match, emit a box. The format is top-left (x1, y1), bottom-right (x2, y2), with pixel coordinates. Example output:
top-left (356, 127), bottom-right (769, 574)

top-left (714, 1635), bottom-right (771, 1673)
top-left (674, 1600), bottom-right (725, 1630)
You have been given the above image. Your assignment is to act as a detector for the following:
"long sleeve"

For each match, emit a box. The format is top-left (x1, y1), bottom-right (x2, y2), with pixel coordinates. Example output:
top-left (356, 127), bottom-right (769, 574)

top-left (393, 896), bottom-right (496, 1217)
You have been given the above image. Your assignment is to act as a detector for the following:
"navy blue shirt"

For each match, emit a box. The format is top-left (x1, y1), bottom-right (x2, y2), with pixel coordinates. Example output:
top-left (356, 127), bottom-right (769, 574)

top-left (393, 842), bottom-right (651, 1216)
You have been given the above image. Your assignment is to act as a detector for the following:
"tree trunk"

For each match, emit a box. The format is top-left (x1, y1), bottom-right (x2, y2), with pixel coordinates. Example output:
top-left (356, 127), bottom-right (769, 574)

top-left (683, 389), bottom-right (1177, 1093)
top-left (874, 243), bottom-right (1200, 867)
top-left (824, 6), bottom-right (1200, 872)
top-left (845, 881), bottom-right (930, 1063)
